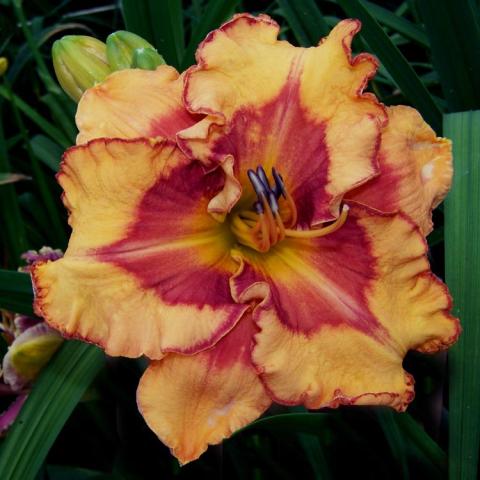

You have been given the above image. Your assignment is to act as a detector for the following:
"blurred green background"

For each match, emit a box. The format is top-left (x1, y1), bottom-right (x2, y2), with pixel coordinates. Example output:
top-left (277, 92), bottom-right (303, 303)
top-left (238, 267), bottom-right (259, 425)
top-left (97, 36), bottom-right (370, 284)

top-left (0, 1), bottom-right (479, 479)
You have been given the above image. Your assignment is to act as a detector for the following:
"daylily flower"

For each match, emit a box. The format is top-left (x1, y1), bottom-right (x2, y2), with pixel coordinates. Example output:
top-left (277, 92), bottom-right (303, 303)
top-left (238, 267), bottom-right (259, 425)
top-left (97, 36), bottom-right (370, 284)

top-left (0, 248), bottom-right (63, 435)
top-left (0, 313), bottom-right (61, 435)
top-left (33, 14), bottom-right (459, 464)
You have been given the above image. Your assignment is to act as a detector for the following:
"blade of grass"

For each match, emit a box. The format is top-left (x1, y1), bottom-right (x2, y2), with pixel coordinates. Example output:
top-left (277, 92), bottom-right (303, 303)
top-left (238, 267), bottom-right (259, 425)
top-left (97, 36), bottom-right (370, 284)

top-left (277, 0), bottom-right (329, 47)
top-left (297, 433), bottom-right (332, 480)
top-left (120, 0), bottom-right (155, 46)
top-left (0, 269), bottom-right (34, 318)
top-left (11, 0), bottom-right (57, 92)
top-left (375, 409), bottom-right (409, 480)
top-left (180, 0), bottom-right (239, 69)
top-left (416, 0), bottom-right (480, 112)
top-left (31, 135), bottom-right (63, 172)
top-left (395, 413), bottom-right (447, 473)
top-left (0, 105), bottom-right (28, 264)
top-left (121, 0), bottom-right (185, 68)
top-left (336, 0), bottom-right (442, 132)
top-left (0, 85), bottom-right (70, 148)
top-left (0, 341), bottom-right (105, 480)
top-left (4, 80), bottom-right (67, 248)
top-left (361, 0), bottom-right (429, 47)
top-left (444, 110), bottom-right (480, 480)
top-left (0, 269), bottom-right (33, 295)
top-left (237, 412), bottom-right (331, 436)
top-left (0, 294), bottom-right (34, 316)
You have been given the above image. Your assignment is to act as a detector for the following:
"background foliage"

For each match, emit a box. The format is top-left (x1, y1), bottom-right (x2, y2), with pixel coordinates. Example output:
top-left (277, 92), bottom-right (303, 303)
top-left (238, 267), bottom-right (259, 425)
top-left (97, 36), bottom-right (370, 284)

top-left (0, 0), bottom-right (478, 479)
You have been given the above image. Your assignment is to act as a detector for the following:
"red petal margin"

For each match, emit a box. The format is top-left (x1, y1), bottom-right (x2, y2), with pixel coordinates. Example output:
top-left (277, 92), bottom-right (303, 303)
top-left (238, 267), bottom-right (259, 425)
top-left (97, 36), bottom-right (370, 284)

top-left (137, 314), bottom-right (271, 465)
top-left (76, 66), bottom-right (200, 144)
top-left (347, 105), bottom-right (453, 235)
top-left (32, 138), bottom-right (248, 359)
top-left (177, 14), bottom-right (387, 225)
top-left (229, 203), bottom-right (460, 410)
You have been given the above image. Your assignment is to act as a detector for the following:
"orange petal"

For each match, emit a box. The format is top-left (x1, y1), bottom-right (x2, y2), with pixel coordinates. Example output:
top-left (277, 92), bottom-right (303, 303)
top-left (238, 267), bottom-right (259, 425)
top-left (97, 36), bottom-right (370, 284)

top-left (347, 106), bottom-right (452, 234)
top-left (229, 204), bottom-right (460, 409)
top-left (178, 14), bottom-right (386, 225)
top-left (32, 138), bottom-right (248, 359)
top-left (76, 66), bottom-right (198, 144)
top-left (137, 314), bottom-right (271, 465)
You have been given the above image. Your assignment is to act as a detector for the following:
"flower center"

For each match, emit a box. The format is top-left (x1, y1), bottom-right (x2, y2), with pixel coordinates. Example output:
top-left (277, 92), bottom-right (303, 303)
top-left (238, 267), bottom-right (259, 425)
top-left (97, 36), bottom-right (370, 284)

top-left (230, 166), bottom-right (349, 253)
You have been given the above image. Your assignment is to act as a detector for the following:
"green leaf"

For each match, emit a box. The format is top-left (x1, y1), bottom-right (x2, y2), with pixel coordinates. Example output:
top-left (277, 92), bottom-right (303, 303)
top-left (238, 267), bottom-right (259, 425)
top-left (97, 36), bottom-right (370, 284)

top-left (0, 172), bottom-right (31, 185)
top-left (0, 341), bottom-right (105, 480)
top-left (45, 465), bottom-right (117, 480)
top-left (0, 269), bottom-right (34, 315)
top-left (0, 269), bottom-right (33, 295)
top-left (375, 410), bottom-right (409, 479)
top-left (11, 0), bottom-right (57, 92)
top-left (416, 0), bottom-right (480, 111)
top-left (121, 0), bottom-right (184, 68)
top-left (0, 105), bottom-right (28, 264)
top-left (278, 0), bottom-right (330, 47)
top-left (238, 412), bottom-right (331, 436)
top-left (361, 0), bottom-right (429, 47)
top-left (444, 110), bottom-right (480, 480)
top-left (336, 0), bottom-right (442, 133)
top-left (180, 0), bottom-right (239, 70)
top-left (395, 413), bottom-right (446, 473)
top-left (31, 135), bottom-right (64, 172)
top-left (6, 80), bottom-right (67, 248)
top-left (0, 85), bottom-right (70, 148)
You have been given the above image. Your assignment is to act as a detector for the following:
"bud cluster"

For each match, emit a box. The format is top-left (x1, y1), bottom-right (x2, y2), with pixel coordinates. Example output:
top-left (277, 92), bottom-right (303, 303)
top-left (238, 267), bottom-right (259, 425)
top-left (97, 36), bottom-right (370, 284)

top-left (52, 31), bottom-right (165, 101)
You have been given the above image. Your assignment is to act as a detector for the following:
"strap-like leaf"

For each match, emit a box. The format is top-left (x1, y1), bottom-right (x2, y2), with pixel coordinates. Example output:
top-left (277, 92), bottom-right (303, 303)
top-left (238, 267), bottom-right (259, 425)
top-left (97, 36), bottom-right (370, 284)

top-left (277, 0), bottom-right (330, 47)
top-left (336, 0), bottom-right (442, 132)
top-left (416, 0), bottom-right (480, 112)
top-left (121, 0), bottom-right (185, 69)
top-left (444, 110), bottom-right (480, 480)
top-left (180, 0), bottom-right (239, 69)
top-left (0, 341), bottom-right (105, 480)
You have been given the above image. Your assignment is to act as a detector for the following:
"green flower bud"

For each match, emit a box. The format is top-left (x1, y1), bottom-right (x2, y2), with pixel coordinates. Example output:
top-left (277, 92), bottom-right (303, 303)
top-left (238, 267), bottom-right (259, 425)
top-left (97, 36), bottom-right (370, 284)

top-left (132, 47), bottom-right (165, 70)
top-left (0, 57), bottom-right (8, 77)
top-left (106, 31), bottom-right (163, 71)
top-left (52, 36), bottom-right (111, 102)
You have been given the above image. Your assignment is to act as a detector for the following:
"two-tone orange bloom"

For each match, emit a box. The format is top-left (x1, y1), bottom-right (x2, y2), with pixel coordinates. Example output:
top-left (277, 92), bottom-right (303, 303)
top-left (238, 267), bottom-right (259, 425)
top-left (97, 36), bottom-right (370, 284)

top-left (33, 14), bottom-right (459, 464)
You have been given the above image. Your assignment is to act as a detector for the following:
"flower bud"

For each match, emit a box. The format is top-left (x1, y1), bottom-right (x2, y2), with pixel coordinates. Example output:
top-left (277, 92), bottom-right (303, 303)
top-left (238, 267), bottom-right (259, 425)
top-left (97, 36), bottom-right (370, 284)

top-left (106, 31), bottom-right (164, 70)
top-left (52, 36), bottom-right (111, 102)
top-left (0, 57), bottom-right (8, 76)
top-left (132, 47), bottom-right (165, 70)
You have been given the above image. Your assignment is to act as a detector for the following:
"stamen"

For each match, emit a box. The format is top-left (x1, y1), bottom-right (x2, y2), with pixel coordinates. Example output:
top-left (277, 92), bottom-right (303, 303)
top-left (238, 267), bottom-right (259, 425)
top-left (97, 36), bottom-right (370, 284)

top-left (268, 191), bottom-right (279, 214)
top-left (284, 205), bottom-right (349, 239)
top-left (256, 166), bottom-right (271, 191)
top-left (274, 211), bottom-right (286, 241)
top-left (261, 194), bottom-right (278, 245)
top-left (247, 170), bottom-right (267, 197)
top-left (284, 191), bottom-right (298, 228)
top-left (232, 166), bottom-right (348, 253)
top-left (272, 168), bottom-right (286, 198)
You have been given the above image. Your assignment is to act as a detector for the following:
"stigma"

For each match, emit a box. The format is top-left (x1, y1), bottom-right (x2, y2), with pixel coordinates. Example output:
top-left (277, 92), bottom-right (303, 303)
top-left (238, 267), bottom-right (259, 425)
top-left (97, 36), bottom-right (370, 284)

top-left (231, 166), bottom-right (349, 252)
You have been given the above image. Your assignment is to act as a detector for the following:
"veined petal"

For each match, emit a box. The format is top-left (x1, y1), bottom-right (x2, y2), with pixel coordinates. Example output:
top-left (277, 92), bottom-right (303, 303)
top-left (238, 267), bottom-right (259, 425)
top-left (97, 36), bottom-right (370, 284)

top-left (231, 204), bottom-right (459, 409)
top-left (76, 66), bottom-right (198, 144)
top-left (137, 314), bottom-right (271, 465)
top-left (347, 106), bottom-right (452, 234)
top-left (178, 14), bottom-right (386, 225)
top-left (33, 138), bottom-right (248, 359)
top-left (2, 323), bottom-right (62, 391)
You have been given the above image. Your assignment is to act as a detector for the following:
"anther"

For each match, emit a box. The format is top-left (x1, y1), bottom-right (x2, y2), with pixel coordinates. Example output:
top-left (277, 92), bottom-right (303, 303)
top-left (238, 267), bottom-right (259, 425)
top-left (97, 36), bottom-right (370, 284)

top-left (253, 200), bottom-right (264, 215)
top-left (256, 166), bottom-right (271, 191)
top-left (247, 170), bottom-right (267, 197)
top-left (268, 191), bottom-right (279, 214)
top-left (272, 167), bottom-right (286, 198)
